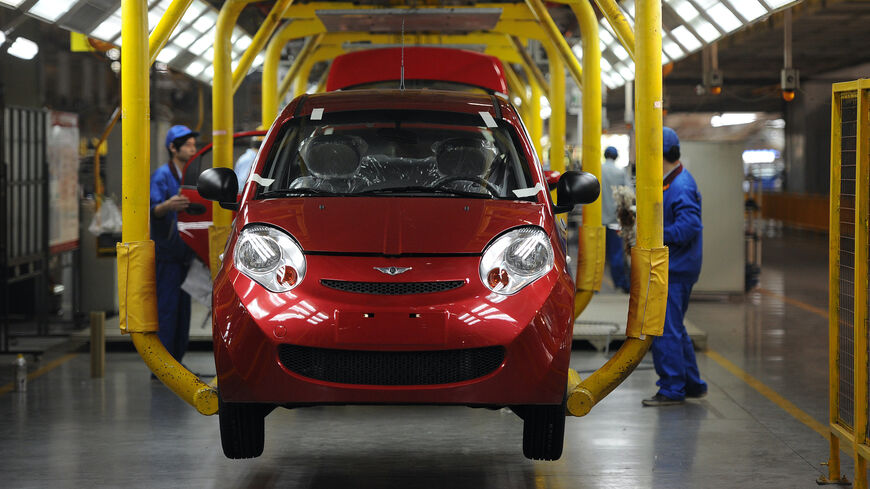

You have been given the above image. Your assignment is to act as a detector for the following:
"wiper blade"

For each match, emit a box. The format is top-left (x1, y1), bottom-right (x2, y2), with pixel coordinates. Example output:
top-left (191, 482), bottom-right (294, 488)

top-left (357, 186), bottom-right (491, 198)
top-left (259, 188), bottom-right (349, 197)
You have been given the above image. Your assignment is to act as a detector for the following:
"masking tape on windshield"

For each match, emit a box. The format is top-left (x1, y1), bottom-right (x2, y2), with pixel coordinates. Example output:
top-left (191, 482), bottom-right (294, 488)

top-left (311, 108), bottom-right (324, 120)
top-left (479, 111), bottom-right (497, 128)
top-left (513, 183), bottom-right (544, 198)
top-left (250, 174), bottom-right (274, 187)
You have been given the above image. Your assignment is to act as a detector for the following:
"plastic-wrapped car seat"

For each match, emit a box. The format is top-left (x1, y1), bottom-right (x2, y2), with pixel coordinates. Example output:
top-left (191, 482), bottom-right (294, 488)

top-left (434, 138), bottom-right (498, 194)
top-left (292, 134), bottom-right (365, 192)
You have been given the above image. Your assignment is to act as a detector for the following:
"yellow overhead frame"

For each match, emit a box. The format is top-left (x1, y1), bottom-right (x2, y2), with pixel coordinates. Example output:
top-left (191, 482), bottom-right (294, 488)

top-left (593, 0), bottom-right (637, 60)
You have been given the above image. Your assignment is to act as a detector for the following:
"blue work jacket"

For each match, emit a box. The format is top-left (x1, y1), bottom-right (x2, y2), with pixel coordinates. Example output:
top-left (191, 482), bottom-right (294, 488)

top-left (150, 163), bottom-right (193, 264)
top-left (663, 164), bottom-right (703, 284)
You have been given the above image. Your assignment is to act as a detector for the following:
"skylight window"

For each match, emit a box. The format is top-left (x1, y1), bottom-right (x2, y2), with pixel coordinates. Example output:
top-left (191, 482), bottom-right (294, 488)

top-left (725, 0), bottom-right (766, 22)
top-left (670, 25), bottom-right (702, 52)
top-left (612, 44), bottom-right (630, 61)
top-left (92, 15), bottom-right (122, 42)
top-left (690, 17), bottom-right (722, 42)
top-left (708, 3), bottom-right (742, 32)
top-left (27, 0), bottom-right (69, 22)
top-left (669, 0), bottom-right (700, 22)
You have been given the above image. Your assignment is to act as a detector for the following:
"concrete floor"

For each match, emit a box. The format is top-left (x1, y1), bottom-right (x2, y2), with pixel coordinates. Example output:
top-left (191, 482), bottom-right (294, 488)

top-left (0, 229), bottom-right (850, 488)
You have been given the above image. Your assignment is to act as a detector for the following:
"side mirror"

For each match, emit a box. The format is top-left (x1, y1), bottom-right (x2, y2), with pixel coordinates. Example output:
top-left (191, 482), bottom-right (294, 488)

top-left (197, 168), bottom-right (239, 211)
top-left (553, 170), bottom-right (599, 214)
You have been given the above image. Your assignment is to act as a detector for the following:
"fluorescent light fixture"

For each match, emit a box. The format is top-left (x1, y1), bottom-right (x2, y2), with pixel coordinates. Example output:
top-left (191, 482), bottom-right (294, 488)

top-left (202, 47), bottom-right (214, 62)
top-left (7, 37), bottom-right (38, 60)
top-left (663, 39), bottom-right (684, 59)
top-left (609, 70), bottom-right (625, 85)
top-left (624, 0), bottom-right (636, 18)
top-left (28, 0), bottom-right (69, 22)
top-left (662, 52), bottom-right (671, 64)
top-left (742, 150), bottom-right (778, 164)
top-left (571, 43), bottom-right (582, 59)
top-left (0, 0), bottom-right (28, 7)
top-left (612, 44), bottom-right (630, 61)
top-left (185, 60), bottom-right (206, 77)
top-left (617, 63), bottom-right (634, 81)
top-left (711, 112), bottom-right (757, 127)
top-left (253, 54), bottom-right (265, 67)
top-left (193, 15), bottom-right (213, 33)
top-left (670, 0), bottom-right (700, 22)
top-left (202, 65), bottom-right (214, 78)
top-left (0, 31), bottom-right (5, 45)
top-left (155, 45), bottom-right (180, 64)
top-left (708, 3), bottom-right (742, 32)
top-left (173, 30), bottom-right (198, 48)
top-left (600, 57), bottom-right (612, 71)
top-left (599, 40), bottom-right (607, 52)
top-left (539, 96), bottom-right (551, 120)
top-left (690, 18), bottom-right (722, 43)
top-left (599, 18), bottom-right (616, 36)
top-left (92, 15), bottom-right (122, 41)
top-left (670, 25), bottom-right (702, 52)
top-left (726, 0), bottom-right (767, 22)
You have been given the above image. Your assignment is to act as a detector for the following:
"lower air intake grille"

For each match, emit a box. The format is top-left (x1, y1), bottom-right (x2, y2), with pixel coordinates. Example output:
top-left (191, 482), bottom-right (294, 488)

top-left (277, 344), bottom-right (505, 385)
top-left (321, 279), bottom-right (464, 295)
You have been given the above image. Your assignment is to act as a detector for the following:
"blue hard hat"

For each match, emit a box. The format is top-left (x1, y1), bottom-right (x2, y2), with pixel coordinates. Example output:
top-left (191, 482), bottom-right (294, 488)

top-left (604, 146), bottom-right (618, 159)
top-left (165, 125), bottom-right (198, 149)
top-left (663, 127), bottom-right (680, 154)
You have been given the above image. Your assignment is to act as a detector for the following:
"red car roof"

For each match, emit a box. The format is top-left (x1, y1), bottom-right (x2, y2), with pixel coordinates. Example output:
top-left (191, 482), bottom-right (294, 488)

top-left (325, 47), bottom-right (508, 94)
top-left (281, 89), bottom-right (508, 122)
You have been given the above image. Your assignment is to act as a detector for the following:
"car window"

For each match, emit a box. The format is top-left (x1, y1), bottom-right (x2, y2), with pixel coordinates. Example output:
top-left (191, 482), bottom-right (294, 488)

top-left (256, 109), bottom-right (534, 200)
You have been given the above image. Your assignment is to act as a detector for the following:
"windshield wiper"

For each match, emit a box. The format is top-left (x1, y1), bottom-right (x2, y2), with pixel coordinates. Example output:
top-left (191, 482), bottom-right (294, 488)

top-left (259, 188), bottom-right (350, 198)
top-left (356, 186), bottom-right (492, 198)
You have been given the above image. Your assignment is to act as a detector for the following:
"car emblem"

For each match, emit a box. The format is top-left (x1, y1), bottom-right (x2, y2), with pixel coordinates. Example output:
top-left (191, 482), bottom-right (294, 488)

top-left (374, 266), bottom-right (412, 276)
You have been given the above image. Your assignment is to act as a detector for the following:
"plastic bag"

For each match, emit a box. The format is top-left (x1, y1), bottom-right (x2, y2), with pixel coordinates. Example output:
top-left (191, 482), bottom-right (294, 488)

top-left (88, 198), bottom-right (123, 236)
top-left (181, 258), bottom-right (213, 306)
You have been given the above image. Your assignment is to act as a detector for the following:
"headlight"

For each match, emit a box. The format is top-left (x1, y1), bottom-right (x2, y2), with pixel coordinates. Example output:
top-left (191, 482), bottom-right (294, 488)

top-left (234, 225), bottom-right (306, 292)
top-left (479, 226), bottom-right (554, 295)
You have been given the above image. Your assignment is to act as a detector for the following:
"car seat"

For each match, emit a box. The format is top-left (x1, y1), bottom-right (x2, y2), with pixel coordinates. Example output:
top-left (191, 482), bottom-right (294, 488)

top-left (292, 134), bottom-right (365, 192)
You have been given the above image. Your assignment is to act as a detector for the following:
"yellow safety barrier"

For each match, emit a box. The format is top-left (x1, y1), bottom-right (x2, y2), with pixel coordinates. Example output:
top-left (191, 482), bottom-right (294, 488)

top-left (825, 79), bottom-right (870, 487)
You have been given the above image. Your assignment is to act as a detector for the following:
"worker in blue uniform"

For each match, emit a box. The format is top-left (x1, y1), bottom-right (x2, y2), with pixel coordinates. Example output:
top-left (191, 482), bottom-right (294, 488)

top-left (601, 146), bottom-right (631, 292)
top-left (150, 125), bottom-right (198, 364)
top-left (643, 127), bottom-right (708, 406)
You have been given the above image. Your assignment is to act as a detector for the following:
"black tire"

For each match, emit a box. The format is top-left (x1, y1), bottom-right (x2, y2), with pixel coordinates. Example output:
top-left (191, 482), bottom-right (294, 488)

top-left (218, 394), bottom-right (267, 459)
top-left (521, 399), bottom-right (567, 461)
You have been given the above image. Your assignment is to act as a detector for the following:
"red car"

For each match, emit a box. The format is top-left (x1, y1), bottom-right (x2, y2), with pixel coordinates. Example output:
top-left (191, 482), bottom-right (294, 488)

top-left (197, 89), bottom-right (598, 461)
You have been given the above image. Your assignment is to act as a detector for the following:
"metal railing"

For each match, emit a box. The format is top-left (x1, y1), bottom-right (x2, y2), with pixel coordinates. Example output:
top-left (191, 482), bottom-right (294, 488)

top-left (825, 79), bottom-right (870, 487)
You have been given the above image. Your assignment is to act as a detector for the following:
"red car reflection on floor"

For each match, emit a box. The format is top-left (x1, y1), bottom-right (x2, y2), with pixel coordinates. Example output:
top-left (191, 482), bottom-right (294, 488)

top-left (197, 89), bottom-right (599, 461)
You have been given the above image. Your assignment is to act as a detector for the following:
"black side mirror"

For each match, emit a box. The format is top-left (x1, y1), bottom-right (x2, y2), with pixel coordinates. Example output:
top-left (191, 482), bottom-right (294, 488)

top-left (197, 168), bottom-right (239, 211)
top-left (553, 170), bottom-right (600, 214)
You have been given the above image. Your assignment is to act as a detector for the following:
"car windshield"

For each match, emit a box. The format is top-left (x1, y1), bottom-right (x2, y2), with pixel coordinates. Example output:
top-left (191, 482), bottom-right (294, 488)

top-left (255, 109), bottom-right (535, 200)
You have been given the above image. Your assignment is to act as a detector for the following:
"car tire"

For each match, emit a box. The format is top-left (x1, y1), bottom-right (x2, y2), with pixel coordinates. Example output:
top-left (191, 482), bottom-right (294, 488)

top-left (520, 398), bottom-right (567, 461)
top-left (218, 393), bottom-right (267, 459)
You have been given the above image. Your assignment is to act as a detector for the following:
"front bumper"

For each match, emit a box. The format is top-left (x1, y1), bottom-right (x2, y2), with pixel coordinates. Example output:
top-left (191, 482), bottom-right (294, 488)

top-left (213, 255), bottom-right (574, 406)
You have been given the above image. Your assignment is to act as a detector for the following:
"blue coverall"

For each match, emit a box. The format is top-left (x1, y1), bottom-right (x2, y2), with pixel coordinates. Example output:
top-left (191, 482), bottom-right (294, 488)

top-left (150, 163), bottom-right (194, 362)
top-left (652, 164), bottom-right (708, 400)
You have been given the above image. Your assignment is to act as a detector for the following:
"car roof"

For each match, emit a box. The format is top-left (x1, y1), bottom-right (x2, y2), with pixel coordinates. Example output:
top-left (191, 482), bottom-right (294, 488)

top-left (280, 89), bottom-right (507, 123)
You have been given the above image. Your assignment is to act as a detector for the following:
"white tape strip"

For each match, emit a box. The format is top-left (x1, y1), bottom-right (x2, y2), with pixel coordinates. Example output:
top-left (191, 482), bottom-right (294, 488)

top-left (479, 111), bottom-right (497, 128)
top-left (513, 183), bottom-right (545, 198)
top-left (311, 108), bottom-right (324, 120)
top-left (250, 174), bottom-right (275, 187)
top-left (177, 221), bottom-right (213, 238)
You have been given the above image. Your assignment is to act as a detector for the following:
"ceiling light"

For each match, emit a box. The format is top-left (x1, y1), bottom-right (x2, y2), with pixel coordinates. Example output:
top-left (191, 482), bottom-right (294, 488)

top-left (185, 61), bottom-right (206, 77)
top-left (173, 30), bottom-right (198, 48)
top-left (670, 0), bottom-right (700, 22)
top-left (253, 54), bottom-right (265, 67)
top-left (193, 16), bottom-right (212, 34)
top-left (236, 35), bottom-right (252, 51)
top-left (202, 47), bottom-right (214, 62)
top-left (28, 0), bottom-right (70, 22)
top-left (599, 27), bottom-right (614, 46)
top-left (663, 40), bottom-right (684, 59)
top-left (182, 2), bottom-right (206, 24)
top-left (690, 18), bottom-right (721, 43)
top-left (600, 57), bottom-right (612, 71)
top-left (612, 44), bottom-right (629, 61)
top-left (765, 0), bottom-right (798, 8)
top-left (617, 63), bottom-right (634, 81)
top-left (189, 31), bottom-right (212, 55)
top-left (708, 3), bottom-right (742, 32)
top-left (0, 31), bottom-right (5, 45)
top-left (711, 112), bottom-right (757, 127)
top-left (0, 0), bottom-right (27, 7)
top-left (7, 37), bottom-right (39, 60)
top-left (742, 150), bottom-right (778, 164)
top-left (725, 0), bottom-right (766, 22)
top-left (571, 43), bottom-right (582, 59)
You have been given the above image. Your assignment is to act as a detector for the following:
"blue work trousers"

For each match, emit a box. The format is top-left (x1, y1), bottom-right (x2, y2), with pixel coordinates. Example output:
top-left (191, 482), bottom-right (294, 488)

top-left (605, 227), bottom-right (630, 291)
top-left (156, 260), bottom-right (191, 363)
top-left (651, 280), bottom-right (707, 400)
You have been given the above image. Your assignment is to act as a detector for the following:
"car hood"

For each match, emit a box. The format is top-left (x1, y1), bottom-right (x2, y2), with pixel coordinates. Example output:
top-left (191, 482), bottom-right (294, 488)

top-left (240, 197), bottom-right (548, 254)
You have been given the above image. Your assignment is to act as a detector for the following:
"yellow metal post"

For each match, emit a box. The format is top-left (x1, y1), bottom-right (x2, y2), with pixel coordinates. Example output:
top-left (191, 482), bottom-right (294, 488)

top-left (567, 0), bottom-right (667, 417)
top-left (545, 42), bottom-right (566, 174)
top-left (854, 84), bottom-right (870, 489)
top-left (527, 68), bottom-right (544, 162)
top-left (232, 0), bottom-right (295, 93)
top-left (263, 24), bottom-right (291, 129)
top-left (510, 36), bottom-right (550, 101)
top-left (120, 0), bottom-right (217, 415)
top-left (148, 0), bottom-right (192, 64)
top-left (524, 0), bottom-right (582, 91)
top-left (593, 0), bottom-right (637, 60)
top-left (294, 58), bottom-right (316, 98)
top-left (277, 34), bottom-right (324, 104)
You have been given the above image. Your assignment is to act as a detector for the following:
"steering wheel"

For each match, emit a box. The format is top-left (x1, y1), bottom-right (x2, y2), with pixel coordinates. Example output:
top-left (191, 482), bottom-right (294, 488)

top-left (432, 175), bottom-right (500, 197)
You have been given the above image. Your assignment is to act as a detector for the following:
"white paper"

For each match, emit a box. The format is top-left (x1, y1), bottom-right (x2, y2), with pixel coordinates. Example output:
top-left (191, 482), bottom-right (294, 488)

top-left (311, 108), bottom-right (324, 120)
top-left (512, 183), bottom-right (545, 198)
top-left (479, 111), bottom-right (497, 128)
top-left (250, 174), bottom-right (275, 187)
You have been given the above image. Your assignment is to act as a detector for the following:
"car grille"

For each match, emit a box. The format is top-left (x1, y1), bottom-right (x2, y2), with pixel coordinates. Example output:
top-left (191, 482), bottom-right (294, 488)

top-left (277, 344), bottom-right (505, 385)
top-left (320, 279), bottom-right (465, 295)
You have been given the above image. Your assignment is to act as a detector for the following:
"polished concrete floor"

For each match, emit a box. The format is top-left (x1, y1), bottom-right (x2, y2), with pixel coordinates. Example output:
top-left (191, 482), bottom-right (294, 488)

top-left (0, 230), bottom-right (850, 488)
